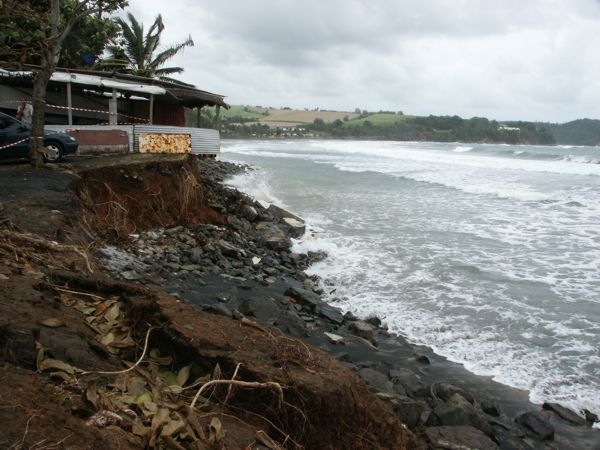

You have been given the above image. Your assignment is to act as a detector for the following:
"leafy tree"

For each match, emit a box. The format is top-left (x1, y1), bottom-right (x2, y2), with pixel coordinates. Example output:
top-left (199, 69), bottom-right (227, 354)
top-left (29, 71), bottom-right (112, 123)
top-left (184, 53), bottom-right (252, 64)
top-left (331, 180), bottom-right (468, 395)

top-left (0, 0), bottom-right (128, 167)
top-left (105, 13), bottom-right (193, 79)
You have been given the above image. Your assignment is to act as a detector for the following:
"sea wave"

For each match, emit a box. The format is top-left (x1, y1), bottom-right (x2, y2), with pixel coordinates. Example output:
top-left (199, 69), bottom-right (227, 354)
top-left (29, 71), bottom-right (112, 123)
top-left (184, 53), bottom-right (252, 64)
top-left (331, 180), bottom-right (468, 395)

top-left (561, 155), bottom-right (600, 164)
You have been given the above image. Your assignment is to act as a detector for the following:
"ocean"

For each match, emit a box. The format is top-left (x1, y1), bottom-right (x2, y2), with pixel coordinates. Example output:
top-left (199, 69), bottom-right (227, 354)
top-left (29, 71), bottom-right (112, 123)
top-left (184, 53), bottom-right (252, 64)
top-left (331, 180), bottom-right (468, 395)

top-left (221, 139), bottom-right (600, 421)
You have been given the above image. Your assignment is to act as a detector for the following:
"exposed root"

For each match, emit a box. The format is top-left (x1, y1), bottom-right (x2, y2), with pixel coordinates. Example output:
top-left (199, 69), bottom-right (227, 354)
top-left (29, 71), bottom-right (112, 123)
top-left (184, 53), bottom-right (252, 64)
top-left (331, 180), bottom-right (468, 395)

top-left (190, 379), bottom-right (285, 410)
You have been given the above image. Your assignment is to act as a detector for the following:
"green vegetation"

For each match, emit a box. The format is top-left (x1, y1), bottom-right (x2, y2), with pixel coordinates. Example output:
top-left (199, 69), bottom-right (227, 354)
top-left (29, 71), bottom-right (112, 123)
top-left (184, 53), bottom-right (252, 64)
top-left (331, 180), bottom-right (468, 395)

top-left (104, 13), bottom-right (194, 80)
top-left (538, 119), bottom-right (600, 146)
top-left (223, 109), bottom-right (556, 145)
top-left (222, 106), bottom-right (266, 121)
top-left (345, 113), bottom-right (413, 127)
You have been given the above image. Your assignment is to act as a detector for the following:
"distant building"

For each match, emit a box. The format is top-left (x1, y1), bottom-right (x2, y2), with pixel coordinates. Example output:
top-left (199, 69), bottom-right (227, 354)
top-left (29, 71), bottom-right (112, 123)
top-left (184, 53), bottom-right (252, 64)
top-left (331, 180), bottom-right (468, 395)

top-left (498, 124), bottom-right (520, 131)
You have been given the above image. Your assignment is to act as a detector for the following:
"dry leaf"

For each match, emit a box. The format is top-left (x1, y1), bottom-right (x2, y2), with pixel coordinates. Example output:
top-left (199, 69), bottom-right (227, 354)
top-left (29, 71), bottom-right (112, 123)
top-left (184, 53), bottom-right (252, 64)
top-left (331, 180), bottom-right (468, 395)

top-left (0, 273), bottom-right (9, 280)
top-left (49, 371), bottom-right (72, 382)
top-left (37, 318), bottom-right (65, 328)
top-left (35, 346), bottom-right (45, 371)
top-left (165, 385), bottom-right (183, 394)
top-left (208, 417), bottom-right (225, 443)
top-left (176, 365), bottom-right (191, 387)
top-left (39, 358), bottom-right (78, 374)
top-left (161, 416), bottom-right (186, 437)
top-left (103, 303), bottom-right (121, 323)
top-left (100, 332), bottom-right (115, 346)
top-left (132, 419), bottom-right (150, 437)
top-left (86, 382), bottom-right (99, 408)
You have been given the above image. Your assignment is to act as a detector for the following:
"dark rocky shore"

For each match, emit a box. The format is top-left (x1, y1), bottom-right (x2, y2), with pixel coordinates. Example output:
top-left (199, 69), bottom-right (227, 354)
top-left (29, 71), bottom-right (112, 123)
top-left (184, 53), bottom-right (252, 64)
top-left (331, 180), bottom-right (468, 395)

top-left (0, 154), bottom-right (598, 449)
top-left (95, 158), bottom-right (600, 449)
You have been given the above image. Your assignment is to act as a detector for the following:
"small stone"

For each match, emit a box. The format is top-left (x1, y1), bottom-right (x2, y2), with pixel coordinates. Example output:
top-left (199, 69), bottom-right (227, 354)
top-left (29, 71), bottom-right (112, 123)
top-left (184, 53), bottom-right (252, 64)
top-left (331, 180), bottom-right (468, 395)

top-left (121, 270), bottom-right (142, 281)
top-left (324, 332), bottom-right (345, 345)
top-left (203, 304), bottom-right (233, 318)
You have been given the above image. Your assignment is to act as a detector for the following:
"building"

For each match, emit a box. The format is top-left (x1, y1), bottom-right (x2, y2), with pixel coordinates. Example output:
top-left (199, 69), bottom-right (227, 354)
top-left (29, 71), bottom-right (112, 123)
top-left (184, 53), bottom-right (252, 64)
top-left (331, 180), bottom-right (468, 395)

top-left (0, 66), bottom-right (229, 155)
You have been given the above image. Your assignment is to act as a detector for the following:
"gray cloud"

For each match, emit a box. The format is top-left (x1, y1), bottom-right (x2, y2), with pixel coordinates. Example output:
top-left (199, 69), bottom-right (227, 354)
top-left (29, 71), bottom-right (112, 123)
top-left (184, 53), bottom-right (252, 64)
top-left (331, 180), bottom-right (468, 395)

top-left (127, 0), bottom-right (600, 121)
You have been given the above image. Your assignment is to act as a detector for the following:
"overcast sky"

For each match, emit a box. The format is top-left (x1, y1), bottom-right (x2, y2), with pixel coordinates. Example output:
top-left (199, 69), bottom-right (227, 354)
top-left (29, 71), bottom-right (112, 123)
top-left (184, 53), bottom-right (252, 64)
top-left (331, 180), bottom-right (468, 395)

top-left (127, 0), bottom-right (600, 122)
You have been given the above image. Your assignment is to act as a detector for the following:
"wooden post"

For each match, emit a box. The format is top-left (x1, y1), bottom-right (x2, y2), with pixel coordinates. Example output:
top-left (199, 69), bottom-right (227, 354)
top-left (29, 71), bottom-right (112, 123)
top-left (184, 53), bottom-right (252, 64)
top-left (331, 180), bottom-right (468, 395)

top-left (109, 89), bottom-right (117, 124)
top-left (215, 105), bottom-right (221, 131)
top-left (66, 81), bottom-right (73, 125)
top-left (149, 94), bottom-right (154, 124)
top-left (196, 106), bottom-right (202, 128)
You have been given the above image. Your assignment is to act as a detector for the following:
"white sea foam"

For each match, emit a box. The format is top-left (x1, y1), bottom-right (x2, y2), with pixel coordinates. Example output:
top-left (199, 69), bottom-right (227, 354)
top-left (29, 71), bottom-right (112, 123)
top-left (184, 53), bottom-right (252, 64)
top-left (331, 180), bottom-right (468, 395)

top-left (453, 146), bottom-right (474, 152)
top-left (220, 139), bottom-right (600, 418)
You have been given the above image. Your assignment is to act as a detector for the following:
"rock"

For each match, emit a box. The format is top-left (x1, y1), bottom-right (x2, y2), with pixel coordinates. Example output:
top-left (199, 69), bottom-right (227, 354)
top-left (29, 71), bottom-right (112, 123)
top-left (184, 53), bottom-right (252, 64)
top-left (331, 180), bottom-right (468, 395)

top-left (324, 332), bottom-right (345, 345)
top-left (481, 400), bottom-right (502, 417)
top-left (315, 303), bottom-right (344, 325)
top-left (282, 217), bottom-right (306, 237)
top-left (121, 270), bottom-right (142, 281)
top-left (181, 264), bottom-right (200, 271)
top-left (390, 397), bottom-right (427, 429)
top-left (238, 297), bottom-right (282, 322)
top-left (425, 426), bottom-right (498, 450)
top-left (515, 411), bottom-right (555, 441)
top-left (267, 204), bottom-right (303, 222)
top-left (252, 256), bottom-right (261, 265)
top-left (358, 368), bottom-right (395, 395)
top-left (203, 304), bottom-right (233, 318)
top-left (241, 204), bottom-right (258, 221)
top-left (343, 311), bottom-right (359, 321)
top-left (274, 311), bottom-right (307, 338)
top-left (256, 222), bottom-right (290, 250)
top-left (431, 393), bottom-right (494, 437)
top-left (365, 315), bottom-right (382, 327)
top-left (584, 409), bottom-right (599, 425)
top-left (284, 285), bottom-right (322, 310)
top-left (415, 354), bottom-right (430, 365)
top-left (218, 239), bottom-right (246, 258)
top-left (431, 382), bottom-right (475, 404)
top-left (543, 402), bottom-right (586, 426)
top-left (348, 321), bottom-right (376, 345)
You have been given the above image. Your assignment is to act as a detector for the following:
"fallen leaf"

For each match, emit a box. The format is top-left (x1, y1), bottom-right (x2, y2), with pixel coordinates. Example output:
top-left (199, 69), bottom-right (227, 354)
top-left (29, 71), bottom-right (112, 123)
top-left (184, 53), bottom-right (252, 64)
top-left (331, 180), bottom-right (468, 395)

top-left (161, 417), bottom-right (186, 437)
top-left (165, 385), bottom-right (183, 394)
top-left (176, 365), bottom-right (191, 387)
top-left (49, 371), bottom-right (72, 382)
top-left (37, 318), bottom-right (65, 328)
top-left (100, 332), bottom-right (115, 346)
top-left (103, 303), bottom-right (121, 323)
top-left (0, 274), bottom-right (8, 280)
top-left (86, 382), bottom-right (99, 408)
top-left (132, 420), bottom-right (150, 437)
top-left (208, 417), bottom-right (225, 443)
top-left (39, 358), bottom-right (78, 374)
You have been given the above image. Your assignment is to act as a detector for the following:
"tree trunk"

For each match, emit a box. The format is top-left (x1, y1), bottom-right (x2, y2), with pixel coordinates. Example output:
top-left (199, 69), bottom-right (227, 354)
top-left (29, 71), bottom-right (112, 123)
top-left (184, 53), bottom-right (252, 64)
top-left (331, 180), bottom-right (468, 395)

top-left (29, 68), bottom-right (52, 168)
top-left (29, 0), bottom-right (61, 168)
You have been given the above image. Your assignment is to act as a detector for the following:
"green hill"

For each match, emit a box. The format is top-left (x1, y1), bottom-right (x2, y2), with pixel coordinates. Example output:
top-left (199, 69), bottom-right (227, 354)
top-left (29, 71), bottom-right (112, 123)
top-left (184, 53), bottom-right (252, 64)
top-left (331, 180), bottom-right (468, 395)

top-left (539, 119), bottom-right (600, 146)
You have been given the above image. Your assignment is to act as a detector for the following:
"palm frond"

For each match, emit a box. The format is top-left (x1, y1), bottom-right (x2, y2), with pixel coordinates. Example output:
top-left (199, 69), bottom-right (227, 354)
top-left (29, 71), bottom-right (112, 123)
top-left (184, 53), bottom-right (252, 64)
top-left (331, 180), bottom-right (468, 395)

top-left (149, 36), bottom-right (194, 71)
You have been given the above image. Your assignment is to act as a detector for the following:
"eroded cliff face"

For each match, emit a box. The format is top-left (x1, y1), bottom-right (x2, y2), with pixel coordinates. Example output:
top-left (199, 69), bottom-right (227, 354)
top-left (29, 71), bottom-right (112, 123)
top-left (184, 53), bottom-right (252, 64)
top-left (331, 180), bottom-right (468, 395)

top-left (0, 155), bottom-right (421, 450)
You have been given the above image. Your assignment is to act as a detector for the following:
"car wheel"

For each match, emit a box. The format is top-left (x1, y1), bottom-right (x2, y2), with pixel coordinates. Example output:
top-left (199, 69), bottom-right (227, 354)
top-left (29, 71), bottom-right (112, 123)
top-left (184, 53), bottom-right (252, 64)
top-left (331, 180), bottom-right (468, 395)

top-left (43, 141), bottom-right (64, 162)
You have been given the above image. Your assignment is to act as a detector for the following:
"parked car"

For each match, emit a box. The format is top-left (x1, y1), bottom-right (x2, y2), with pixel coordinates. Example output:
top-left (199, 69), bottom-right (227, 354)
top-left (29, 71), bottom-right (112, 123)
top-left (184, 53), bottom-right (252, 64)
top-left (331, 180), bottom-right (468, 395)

top-left (0, 111), bottom-right (78, 162)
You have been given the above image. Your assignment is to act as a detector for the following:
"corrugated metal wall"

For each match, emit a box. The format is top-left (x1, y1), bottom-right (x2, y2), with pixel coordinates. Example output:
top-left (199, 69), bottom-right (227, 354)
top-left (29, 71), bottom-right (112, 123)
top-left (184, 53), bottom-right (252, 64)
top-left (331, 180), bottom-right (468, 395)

top-left (46, 124), bottom-right (220, 155)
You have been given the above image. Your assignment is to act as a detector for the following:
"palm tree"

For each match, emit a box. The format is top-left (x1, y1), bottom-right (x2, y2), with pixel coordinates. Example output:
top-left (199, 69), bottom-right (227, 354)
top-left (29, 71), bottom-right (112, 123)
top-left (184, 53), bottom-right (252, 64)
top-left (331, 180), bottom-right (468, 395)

top-left (105, 13), bottom-right (194, 80)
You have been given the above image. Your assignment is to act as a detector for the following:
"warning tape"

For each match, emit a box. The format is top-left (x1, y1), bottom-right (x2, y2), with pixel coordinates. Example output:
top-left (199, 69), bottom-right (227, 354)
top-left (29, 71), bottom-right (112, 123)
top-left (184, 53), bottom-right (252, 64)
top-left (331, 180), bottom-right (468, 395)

top-left (1, 99), bottom-right (150, 123)
top-left (0, 137), bottom-right (30, 150)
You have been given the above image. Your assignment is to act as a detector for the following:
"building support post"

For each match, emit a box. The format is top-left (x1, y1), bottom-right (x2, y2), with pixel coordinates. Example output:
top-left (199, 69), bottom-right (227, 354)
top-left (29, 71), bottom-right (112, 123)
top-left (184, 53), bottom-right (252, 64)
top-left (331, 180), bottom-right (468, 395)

top-left (149, 94), bottom-right (154, 124)
top-left (109, 89), bottom-right (118, 125)
top-left (66, 81), bottom-right (73, 125)
top-left (196, 106), bottom-right (202, 128)
top-left (215, 105), bottom-right (221, 131)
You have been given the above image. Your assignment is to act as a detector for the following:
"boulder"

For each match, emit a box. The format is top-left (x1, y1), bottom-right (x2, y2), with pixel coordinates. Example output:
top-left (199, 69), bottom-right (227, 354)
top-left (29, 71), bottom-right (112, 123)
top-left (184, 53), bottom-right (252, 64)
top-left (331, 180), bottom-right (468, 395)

top-left (238, 297), bottom-right (282, 322)
top-left (390, 398), bottom-right (428, 429)
top-left (203, 303), bottom-right (233, 318)
top-left (425, 426), bottom-right (498, 450)
top-left (282, 217), bottom-right (306, 237)
top-left (515, 411), bottom-right (555, 441)
top-left (256, 222), bottom-right (290, 250)
top-left (218, 240), bottom-right (246, 258)
top-left (389, 369), bottom-right (427, 398)
top-left (348, 321), bottom-right (376, 345)
top-left (543, 402), bottom-right (586, 426)
top-left (431, 393), bottom-right (494, 437)
top-left (240, 204), bottom-right (258, 222)
top-left (324, 332), bottom-right (345, 345)
top-left (267, 204), bottom-right (303, 222)
top-left (317, 304), bottom-right (344, 325)
top-left (359, 368), bottom-right (395, 395)
top-left (431, 382), bottom-right (475, 404)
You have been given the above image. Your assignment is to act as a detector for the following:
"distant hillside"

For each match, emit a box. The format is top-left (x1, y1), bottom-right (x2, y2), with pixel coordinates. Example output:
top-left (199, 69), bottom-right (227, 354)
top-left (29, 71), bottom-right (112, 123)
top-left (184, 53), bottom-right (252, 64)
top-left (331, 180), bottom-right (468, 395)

top-left (539, 119), bottom-right (600, 146)
top-left (222, 105), bottom-right (360, 127)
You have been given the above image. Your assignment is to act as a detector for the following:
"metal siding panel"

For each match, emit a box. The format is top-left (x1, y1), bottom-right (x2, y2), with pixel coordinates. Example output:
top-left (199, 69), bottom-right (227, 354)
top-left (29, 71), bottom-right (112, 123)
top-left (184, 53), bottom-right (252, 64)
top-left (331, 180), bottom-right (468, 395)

top-left (45, 124), bottom-right (220, 155)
